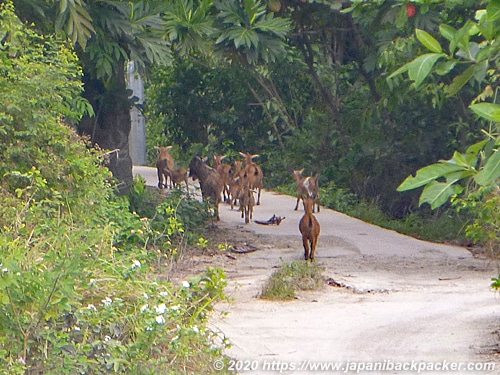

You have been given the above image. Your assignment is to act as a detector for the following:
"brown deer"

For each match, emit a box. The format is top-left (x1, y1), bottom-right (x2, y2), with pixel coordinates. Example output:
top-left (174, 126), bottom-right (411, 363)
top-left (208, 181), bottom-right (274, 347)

top-left (299, 197), bottom-right (320, 261)
top-left (239, 152), bottom-right (263, 205)
top-left (188, 156), bottom-right (223, 221)
top-left (292, 169), bottom-right (320, 213)
top-left (167, 167), bottom-right (190, 195)
top-left (213, 155), bottom-right (233, 203)
top-left (238, 181), bottom-right (255, 224)
top-left (238, 170), bottom-right (256, 224)
top-left (155, 146), bottom-right (174, 189)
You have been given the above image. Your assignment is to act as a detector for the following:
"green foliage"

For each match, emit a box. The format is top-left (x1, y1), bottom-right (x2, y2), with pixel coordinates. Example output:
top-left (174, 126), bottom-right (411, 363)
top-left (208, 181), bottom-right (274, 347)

top-left (0, 4), bottom-right (91, 129)
top-left (57, 0), bottom-right (94, 49)
top-left (163, 0), bottom-right (216, 56)
top-left (386, 0), bottom-right (500, 260)
top-left (145, 57), bottom-right (273, 154)
top-left (394, 2), bottom-right (500, 213)
top-left (0, 5), bottom-right (229, 374)
top-left (491, 275), bottom-right (500, 290)
top-left (214, 0), bottom-right (291, 64)
top-left (261, 261), bottom-right (325, 300)
top-left (454, 186), bottom-right (500, 257)
top-left (348, 202), bottom-right (468, 244)
top-left (318, 181), bottom-right (358, 213)
top-left (397, 142), bottom-right (486, 209)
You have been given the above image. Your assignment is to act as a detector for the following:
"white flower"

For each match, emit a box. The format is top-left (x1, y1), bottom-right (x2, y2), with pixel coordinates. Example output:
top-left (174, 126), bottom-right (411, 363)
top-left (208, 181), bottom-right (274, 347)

top-left (170, 335), bottom-right (179, 343)
top-left (182, 280), bottom-right (190, 288)
top-left (155, 315), bottom-right (165, 324)
top-left (145, 326), bottom-right (153, 331)
top-left (171, 304), bottom-right (180, 311)
top-left (89, 279), bottom-right (96, 286)
top-left (104, 335), bottom-right (111, 342)
top-left (140, 304), bottom-right (149, 312)
top-left (87, 304), bottom-right (97, 311)
top-left (102, 297), bottom-right (112, 307)
top-left (2, 268), bottom-right (8, 273)
top-left (154, 303), bottom-right (167, 314)
top-left (143, 292), bottom-right (149, 300)
top-left (192, 326), bottom-right (199, 334)
top-left (74, 326), bottom-right (81, 331)
top-left (131, 259), bottom-right (141, 269)
top-left (159, 291), bottom-right (168, 297)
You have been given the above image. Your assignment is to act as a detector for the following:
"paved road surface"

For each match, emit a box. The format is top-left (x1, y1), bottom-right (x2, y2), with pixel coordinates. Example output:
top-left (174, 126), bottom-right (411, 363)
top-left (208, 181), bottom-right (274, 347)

top-left (133, 166), bottom-right (500, 374)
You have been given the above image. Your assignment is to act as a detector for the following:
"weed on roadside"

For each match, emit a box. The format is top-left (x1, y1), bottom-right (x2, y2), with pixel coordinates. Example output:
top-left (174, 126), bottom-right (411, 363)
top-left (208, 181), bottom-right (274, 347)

top-left (260, 261), bottom-right (325, 300)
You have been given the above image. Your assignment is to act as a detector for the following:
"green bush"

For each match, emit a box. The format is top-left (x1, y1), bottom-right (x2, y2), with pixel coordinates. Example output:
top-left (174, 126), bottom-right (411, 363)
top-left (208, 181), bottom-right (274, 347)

top-left (0, 3), bottom-right (229, 373)
top-left (455, 186), bottom-right (500, 257)
top-left (261, 261), bottom-right (325, 300)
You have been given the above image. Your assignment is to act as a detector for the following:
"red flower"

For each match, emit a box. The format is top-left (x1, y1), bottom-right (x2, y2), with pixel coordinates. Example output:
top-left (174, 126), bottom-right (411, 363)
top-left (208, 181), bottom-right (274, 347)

top-left (406, 2), bottom-right (416, 17)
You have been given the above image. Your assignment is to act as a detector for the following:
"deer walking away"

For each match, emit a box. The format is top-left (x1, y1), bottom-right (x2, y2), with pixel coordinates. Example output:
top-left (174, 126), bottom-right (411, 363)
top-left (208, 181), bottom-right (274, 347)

top-left (299, 197), bottom-right (320, 261)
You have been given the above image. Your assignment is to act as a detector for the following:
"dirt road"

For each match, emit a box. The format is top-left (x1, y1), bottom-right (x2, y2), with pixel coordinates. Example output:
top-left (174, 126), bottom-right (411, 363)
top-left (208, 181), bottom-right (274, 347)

top-left (134, 166), bottom-right (500, 374)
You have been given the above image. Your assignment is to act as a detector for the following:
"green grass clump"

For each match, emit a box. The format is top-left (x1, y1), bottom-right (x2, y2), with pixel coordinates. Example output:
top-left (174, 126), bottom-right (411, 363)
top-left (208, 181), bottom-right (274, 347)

top-left (261, 261), bottom-right (325, 300)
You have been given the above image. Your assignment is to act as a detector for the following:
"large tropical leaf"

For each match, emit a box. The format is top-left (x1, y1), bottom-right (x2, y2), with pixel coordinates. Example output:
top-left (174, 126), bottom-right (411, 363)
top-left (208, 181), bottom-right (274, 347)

top-left (445, 64), bottom-right (475, 96)
top-left (56, 0), bottom-right (94, 49)
top-left (419, 180), bottom-right (464, 209)
top-left (487, 0), bottom-right (500, 21)
top-left (397, 162), bottom-right (466, 191)
top-left (254, 13), bottom-right (290, 38)
top-left (407, 53), bottom-right (445, 88)
top-left (439, 24), bottom-right (456, 43)
top-left (214, 0), bottom-right (290, 64)
top-left (475, 149), bottom-right (500, 186)
top-left (470, 102), bottom-right (500, 122)
top-left (416, 29), bottom-right (442, 53)
top-left (164, 0), bottom-right (215, 55)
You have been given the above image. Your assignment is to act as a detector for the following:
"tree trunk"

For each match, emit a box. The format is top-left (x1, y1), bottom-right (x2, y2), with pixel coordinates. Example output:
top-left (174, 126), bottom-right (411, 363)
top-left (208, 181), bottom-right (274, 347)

top-left (78, 60), bottom-right (134, 189)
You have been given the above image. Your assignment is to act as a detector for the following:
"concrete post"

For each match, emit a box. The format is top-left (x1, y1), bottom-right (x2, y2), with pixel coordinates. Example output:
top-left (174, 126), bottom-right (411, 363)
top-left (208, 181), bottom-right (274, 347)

top-left (127, 61), bottom-right (147, 166)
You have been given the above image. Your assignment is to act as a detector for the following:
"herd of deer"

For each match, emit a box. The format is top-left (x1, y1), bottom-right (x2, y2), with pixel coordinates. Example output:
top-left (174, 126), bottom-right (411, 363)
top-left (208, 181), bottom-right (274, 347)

top-left (154, 146), bottom-right (321, 261)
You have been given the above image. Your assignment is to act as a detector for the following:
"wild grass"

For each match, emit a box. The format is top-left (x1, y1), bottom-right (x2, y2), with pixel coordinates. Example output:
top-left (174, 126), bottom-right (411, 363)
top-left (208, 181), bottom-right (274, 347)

top-left (260, 261), bottom-right (325, 300)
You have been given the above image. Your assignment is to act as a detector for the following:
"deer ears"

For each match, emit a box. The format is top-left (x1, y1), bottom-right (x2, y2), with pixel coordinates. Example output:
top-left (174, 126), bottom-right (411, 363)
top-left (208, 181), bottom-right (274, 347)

top-left (239, 152), bottom-right (260, 160)
top-left (155, 146), bottom-right (172, 152)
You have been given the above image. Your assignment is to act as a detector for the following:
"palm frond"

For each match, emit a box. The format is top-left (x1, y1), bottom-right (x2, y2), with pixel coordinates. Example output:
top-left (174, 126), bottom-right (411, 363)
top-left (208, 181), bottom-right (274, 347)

top-left (57, 0), bottom-right (95, 49)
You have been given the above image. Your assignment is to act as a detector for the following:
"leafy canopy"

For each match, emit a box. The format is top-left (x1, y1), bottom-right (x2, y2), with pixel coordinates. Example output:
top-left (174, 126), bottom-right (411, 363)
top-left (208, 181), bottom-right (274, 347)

top-left (393, 1), bottom-right (500, 208)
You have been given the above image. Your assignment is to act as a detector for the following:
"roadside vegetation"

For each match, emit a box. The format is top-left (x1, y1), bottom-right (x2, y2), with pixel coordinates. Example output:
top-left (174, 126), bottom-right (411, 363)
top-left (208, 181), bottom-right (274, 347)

top-left (0, 4), bottom-right (230, 374)
top-left (261, 261), bottom-right (325, 301)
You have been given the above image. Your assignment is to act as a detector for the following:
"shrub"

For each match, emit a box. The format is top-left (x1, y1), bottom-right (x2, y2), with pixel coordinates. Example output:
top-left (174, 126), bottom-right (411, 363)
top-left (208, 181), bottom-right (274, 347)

top-left (261, 261), bottom-right (325, 300)
top-left (455, 186), bottom-right (500, 257)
